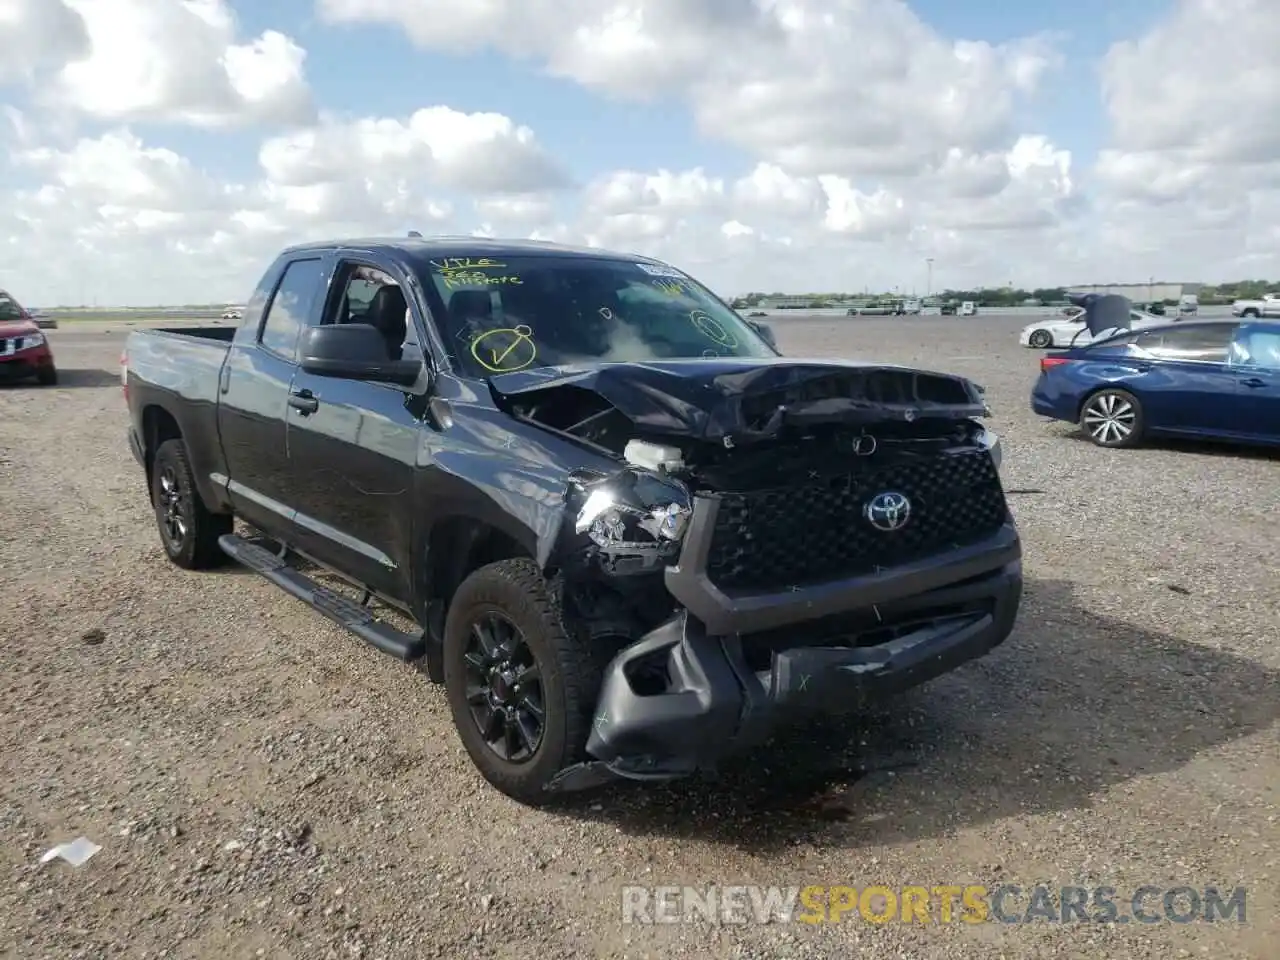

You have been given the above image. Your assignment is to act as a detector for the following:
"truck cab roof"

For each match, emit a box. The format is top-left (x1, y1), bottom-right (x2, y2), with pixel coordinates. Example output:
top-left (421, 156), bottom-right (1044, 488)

top-left (279, 236), bottom-right (663, 267)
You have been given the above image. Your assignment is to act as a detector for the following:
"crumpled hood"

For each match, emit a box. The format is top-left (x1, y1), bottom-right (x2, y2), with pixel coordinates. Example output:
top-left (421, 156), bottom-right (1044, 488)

top-left (0, 320), bottom-right (38, 337)
top-left (489, 357), bottom-right (987, 445)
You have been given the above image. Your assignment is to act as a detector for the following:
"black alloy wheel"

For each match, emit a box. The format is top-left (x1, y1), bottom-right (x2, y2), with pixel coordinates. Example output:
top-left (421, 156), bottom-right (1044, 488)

top-left (150, 438), bottom-right (232, 569)
top-left (461, 611), bottom-right (546, 762)
top-left (156, 462), bottom-right (190, 553)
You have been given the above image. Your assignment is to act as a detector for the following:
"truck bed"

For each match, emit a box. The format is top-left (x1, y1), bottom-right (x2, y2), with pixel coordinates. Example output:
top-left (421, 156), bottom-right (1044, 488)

top-left (124, 325), bottom-right (235, 414)
top-left (146, 325), bottom-right (237, 342)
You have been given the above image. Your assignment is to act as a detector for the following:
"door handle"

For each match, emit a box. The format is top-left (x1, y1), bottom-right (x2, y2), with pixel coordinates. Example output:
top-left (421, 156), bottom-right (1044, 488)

top-left (288, 389), bottom-right (319, 414)
top-left (1239, 377), bottom-right (1266, 389)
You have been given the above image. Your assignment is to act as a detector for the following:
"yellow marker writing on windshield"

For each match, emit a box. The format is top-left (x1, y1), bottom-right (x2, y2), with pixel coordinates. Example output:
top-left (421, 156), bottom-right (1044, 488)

top-left (690, 309), bottom-right (737, 348)
top-left (471, 325), bottom-right (537, 373)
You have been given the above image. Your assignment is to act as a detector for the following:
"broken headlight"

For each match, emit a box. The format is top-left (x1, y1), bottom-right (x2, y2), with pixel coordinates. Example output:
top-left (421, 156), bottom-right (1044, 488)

top-left (572, 470), bottom-right (693, 550)
top-left (977, 425), bottom-right (1003, 470)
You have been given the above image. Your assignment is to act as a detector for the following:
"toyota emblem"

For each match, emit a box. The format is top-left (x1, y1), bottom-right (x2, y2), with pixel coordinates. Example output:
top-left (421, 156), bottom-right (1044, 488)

top-left (864, 491), bottom-right (912, 532)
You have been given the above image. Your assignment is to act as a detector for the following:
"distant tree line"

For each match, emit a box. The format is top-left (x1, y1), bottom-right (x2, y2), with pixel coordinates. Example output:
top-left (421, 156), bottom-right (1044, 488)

top-left (732, 288), bottom-right (1070, 309)
top-left (733, 281), bottom-right (1280, 310)
top-left (1198, 280), bottom-right (1280, 303)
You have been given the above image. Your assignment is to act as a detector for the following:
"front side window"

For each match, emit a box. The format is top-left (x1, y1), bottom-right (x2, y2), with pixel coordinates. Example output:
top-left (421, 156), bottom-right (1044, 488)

top-left (325, 262), bottom-right (422, 362)
top-left (419, 255), bottom-right (774, 378)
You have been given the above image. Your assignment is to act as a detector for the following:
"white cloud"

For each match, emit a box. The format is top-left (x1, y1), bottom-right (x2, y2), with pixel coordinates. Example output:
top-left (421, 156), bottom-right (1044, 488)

top-left (0, 0), bottom-right (313, 127)
top-left (0, 0), bottom-right (90, 84)
top-left (0, 117), bottom-right (1083, 305)
top-left (259, 107), bottom-right (567, 195)
top-left (473, 195), bottom-right (555, 224)
top-left (317, 0), bottom-right (770, 94)
top-left (318, 0), bottom-right (1058, 180)
top-left (14, 131), bottom-right (225, 210)
top-left (4, 0), bottom-right (1280, 305)
top-left (732, 164), bottom-right (825, 221)
top-left (1092, 0), bottom-right (1280, 280)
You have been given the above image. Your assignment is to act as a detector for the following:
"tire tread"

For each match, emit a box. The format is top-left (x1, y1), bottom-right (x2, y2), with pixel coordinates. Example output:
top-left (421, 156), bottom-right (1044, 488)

top-left (443, 558), bottom-right (607, 806)
top-left (153, 438), bottom-right (232, 569)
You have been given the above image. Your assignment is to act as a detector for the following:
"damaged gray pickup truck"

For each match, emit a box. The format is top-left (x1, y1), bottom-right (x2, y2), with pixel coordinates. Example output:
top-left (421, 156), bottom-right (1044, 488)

top-left (122, 237), bottom-right (1022, 805)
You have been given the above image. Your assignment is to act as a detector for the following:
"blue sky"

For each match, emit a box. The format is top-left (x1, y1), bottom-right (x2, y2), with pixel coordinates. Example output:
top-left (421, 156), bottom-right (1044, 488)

top-left (166, 0), bottom-right (1170, 190)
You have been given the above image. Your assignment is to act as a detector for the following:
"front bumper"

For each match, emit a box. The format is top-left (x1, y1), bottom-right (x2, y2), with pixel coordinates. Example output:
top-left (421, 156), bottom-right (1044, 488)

top-left (549, 511), bottom-right (1023, 792)
top-left (0, 346), bottom-right (54, 381)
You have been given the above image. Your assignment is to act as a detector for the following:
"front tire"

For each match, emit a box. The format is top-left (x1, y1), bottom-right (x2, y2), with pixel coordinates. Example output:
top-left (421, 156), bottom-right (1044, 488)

top-left (151, 438), bottom-right (233, 569)
top-left (443, 558), bottom-right (601, 806)
top-left (1080, 388), bottom-right (1145, 448)
top-left (36, 366), bottom-right (57, 386)
top-left (1028, 329), bottom-right (1052, 348)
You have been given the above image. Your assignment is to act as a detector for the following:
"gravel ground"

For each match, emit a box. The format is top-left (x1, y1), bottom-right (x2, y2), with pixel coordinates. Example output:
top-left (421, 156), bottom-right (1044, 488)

top-left (1, 316), bottom-right (1276, 959)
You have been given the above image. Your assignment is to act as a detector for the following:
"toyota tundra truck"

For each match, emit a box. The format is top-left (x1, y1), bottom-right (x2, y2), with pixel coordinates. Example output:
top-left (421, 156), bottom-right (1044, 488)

top-left (122, 237), bottom-right (1022, 805)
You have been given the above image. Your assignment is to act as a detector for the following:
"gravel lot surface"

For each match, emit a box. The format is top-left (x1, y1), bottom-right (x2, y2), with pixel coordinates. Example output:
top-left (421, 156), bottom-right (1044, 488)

top-left (2, 315), bottom-right (1276, 959)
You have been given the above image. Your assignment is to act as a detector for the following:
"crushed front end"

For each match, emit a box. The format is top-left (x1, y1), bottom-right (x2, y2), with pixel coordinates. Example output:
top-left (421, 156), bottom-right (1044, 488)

top-left (495, 361), bottom-right (1023, 792)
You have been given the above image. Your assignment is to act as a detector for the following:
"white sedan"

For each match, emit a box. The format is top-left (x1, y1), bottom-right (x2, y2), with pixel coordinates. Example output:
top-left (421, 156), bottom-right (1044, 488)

top-left (1019, 306), bottom-right (1166, 348)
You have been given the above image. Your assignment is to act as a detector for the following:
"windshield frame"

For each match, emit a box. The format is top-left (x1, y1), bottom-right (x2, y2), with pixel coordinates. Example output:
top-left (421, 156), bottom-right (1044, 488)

top-left (414, 253), bottom-right (776, 380)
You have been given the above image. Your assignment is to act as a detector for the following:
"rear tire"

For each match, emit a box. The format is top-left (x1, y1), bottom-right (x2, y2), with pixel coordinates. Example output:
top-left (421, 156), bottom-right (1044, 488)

top-left (1080, 388), bottom-right (1145, 448)
top-left (443, 558), bottom-right (603, 806)
top-left (1028, 329), bottom-right (1052, 348)
top-left (152, 438), bottom-right (233, 569)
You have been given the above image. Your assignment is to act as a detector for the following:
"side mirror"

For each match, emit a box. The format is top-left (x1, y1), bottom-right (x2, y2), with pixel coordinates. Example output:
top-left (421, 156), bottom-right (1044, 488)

top-left (748, 319), bottom-right (778, 349)
top-left (299, 324), bottom-right (424, 387)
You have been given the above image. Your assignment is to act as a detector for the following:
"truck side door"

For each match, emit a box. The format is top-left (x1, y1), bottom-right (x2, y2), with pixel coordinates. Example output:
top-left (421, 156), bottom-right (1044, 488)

top-left (216, 255), bottom-right (331, 540)
top-left (283, 256), bottom-right (428, 604)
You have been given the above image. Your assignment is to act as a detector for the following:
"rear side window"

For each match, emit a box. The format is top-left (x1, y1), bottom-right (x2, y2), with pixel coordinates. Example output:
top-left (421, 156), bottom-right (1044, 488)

top-left (260, 258), bottom-right (326, 360)
top-left (1133, 325), bottom-right (1235, 363)
top-left (1233, 327), bottom-right (1280, 370)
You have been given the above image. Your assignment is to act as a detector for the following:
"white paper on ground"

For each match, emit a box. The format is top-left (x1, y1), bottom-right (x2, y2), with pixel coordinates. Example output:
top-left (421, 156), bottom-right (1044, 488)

top-left (39, 837), bottom-right (101, 867)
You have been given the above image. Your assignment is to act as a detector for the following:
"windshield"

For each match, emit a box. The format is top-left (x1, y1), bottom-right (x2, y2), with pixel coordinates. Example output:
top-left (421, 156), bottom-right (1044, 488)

top-left (420, 255), bottom-right (774, 377)
top-left (0, 292), bottom-right (25, 321)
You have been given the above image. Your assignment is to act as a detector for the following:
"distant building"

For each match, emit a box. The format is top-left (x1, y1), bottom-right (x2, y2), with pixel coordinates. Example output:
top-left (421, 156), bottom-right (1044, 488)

top-left (1066, 282), bottom-right (1203, 302)
top-left (758, 295), bottom-right (819, 309)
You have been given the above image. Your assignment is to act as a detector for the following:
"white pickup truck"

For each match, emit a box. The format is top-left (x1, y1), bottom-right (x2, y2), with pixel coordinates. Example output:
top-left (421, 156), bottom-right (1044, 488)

top-left (1231, 293), bottom-right (1280, 318)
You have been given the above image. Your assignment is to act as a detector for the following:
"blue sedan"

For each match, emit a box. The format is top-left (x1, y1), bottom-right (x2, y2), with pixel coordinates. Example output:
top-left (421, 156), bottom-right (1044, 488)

top-left (1031, 319), bottom-right (1280, 449)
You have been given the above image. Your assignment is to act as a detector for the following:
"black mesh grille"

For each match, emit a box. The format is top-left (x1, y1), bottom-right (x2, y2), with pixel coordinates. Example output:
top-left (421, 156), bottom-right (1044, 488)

top-left (705, 449), bottom-right (1007, 591)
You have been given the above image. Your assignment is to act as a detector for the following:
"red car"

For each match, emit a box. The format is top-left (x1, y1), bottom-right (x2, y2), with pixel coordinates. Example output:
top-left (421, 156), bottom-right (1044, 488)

top-left (0, 290), bottom-right (57, 385)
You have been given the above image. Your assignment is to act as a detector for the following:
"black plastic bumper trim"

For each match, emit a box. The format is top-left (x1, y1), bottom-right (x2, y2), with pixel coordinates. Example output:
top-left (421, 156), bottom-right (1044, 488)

top-left (582, 561), bottom-right (1022, 777)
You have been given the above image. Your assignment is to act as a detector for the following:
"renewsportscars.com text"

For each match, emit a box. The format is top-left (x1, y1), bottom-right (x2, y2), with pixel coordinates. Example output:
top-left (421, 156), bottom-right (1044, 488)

top-left (621, 884), bottom-right (1247, 925)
